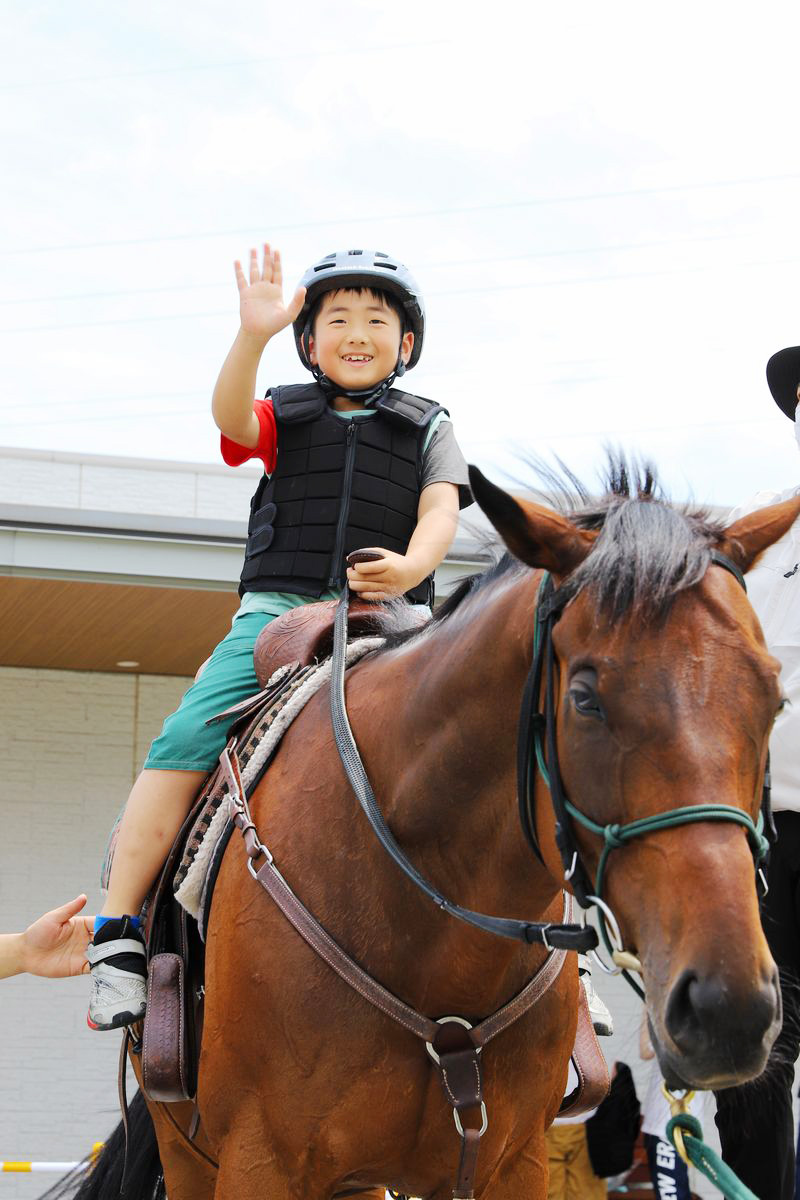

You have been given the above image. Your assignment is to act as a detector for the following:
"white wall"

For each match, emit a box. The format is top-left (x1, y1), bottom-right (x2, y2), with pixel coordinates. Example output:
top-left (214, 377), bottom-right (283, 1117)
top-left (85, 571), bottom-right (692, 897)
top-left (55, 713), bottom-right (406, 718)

top-left (0, 666), bottom-right (189, 1198)
top-left (0, 448), bottom-right (259, 521)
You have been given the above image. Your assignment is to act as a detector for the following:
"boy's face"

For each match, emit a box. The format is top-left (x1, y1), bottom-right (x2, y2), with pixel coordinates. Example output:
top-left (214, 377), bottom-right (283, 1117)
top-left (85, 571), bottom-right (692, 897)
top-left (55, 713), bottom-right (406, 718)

top-left (308, 289), bottom-right (414, 393)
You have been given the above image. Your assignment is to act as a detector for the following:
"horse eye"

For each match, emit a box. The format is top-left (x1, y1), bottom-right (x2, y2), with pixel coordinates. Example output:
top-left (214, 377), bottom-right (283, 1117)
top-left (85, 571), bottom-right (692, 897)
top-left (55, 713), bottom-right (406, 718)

top-left (776, 698), bottom-right (789, 721)
top-left (569, 686), bottom-right (603, 718)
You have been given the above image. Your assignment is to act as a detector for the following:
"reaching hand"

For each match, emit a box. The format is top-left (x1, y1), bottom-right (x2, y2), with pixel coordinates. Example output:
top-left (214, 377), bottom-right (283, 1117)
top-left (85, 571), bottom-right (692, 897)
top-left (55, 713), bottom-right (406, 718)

top-left (21, 894), bottom-right (94, 978)
top-left (234, 243), bottom-right (306, 343)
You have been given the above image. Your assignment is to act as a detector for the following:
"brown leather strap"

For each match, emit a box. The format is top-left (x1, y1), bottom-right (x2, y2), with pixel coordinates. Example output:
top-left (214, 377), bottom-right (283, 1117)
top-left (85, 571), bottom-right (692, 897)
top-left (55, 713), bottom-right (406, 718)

top-left (118, 1027), bottom-right (131, 1192)
top-left (455, 1128), bottom-right (481, 1200)
top-left (253, 857), bottom-right (439, 1042)
top-left (557, 983), bottom-right (610, 1117)
top-left (225, 737), bottom-right (569, 1200)
top-left (157, 1101), bottom-right (220, 1171)
top-left (205, 662), bottom-right (306, 727)
top-left (471, 895), bottom-right (570, 1048)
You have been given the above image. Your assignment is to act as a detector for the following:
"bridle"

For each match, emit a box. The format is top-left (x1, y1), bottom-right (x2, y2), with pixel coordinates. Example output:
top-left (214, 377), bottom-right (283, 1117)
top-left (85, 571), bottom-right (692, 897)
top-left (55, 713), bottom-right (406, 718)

top-left (516, 549), bottom-right (772, 998)
top-left (332, 547), bottom-right (772, 998)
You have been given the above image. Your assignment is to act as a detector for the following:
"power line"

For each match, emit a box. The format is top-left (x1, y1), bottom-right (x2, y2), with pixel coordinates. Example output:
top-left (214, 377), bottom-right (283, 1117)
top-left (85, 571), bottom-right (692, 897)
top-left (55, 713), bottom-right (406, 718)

top-left (5, 171), bottom-right (800, 257)
top-left (0, 39), bottom-right (450, 92)
top-left (0, 229), bottom-right (747, 308)
top-left (0, 409), bottom-right (782, 436)
top-left (3, 250), bottom-right (799, 335)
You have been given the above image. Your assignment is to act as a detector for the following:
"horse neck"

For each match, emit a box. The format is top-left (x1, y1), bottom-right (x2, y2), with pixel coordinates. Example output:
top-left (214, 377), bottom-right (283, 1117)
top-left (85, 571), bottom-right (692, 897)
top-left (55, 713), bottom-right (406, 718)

top-left (355, 569), bottom-right (562, 988)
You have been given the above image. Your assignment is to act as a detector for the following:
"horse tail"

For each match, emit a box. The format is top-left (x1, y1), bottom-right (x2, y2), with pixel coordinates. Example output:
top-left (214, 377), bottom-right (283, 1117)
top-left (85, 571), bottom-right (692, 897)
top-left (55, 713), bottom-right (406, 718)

top-left (38, 1090), bottom-right (164, 1200)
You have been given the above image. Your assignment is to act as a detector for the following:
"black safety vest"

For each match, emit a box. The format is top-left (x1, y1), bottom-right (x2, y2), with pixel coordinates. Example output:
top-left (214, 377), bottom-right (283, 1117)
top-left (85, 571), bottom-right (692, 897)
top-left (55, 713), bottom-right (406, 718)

top-left (239, 384), bottom-right (446, 605)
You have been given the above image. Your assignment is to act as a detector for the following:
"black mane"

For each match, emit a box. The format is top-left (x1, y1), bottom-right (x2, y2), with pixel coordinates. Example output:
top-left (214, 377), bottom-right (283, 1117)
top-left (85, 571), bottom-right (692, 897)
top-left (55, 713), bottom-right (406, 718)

top-left (376, 454), bottom-right (725, 652)
top-left (542, 456), bottom-right (724, 622)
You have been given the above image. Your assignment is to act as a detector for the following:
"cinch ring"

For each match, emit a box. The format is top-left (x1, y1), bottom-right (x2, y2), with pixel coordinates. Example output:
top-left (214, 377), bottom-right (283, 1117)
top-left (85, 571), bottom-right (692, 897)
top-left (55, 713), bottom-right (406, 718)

top-left (454, 1102), bottom-right (489, 1138)
top-left (425, 1016), bottom-right (480, 1065)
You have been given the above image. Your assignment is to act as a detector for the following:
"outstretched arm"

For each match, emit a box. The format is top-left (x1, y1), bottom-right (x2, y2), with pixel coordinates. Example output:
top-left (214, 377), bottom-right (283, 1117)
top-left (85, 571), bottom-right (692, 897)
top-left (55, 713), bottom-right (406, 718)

top-left (0, 895), bottom-right (94, 980)
top-left (346, 481), bottom-right (460, 601)
top-left (212, 243), bottom-right (306, 448)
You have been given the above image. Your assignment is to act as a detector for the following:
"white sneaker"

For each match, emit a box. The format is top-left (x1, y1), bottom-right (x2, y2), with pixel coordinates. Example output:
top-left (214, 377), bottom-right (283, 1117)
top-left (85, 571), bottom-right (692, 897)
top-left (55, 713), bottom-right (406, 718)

top-left (578, 953), bottom-right (613, 1036)
top-left (86, 918), bottom-right (147, 1031)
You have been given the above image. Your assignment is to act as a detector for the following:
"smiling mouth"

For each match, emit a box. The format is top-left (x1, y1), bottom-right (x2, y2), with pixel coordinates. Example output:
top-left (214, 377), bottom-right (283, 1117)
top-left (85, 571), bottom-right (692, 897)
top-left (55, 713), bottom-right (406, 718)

top-left (342, 354), bottom-right (373, 364)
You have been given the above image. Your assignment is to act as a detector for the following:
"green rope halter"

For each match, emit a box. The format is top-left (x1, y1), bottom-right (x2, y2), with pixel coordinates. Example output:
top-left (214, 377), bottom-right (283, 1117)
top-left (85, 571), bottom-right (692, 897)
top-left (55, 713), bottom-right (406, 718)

top-left (530, 571), bottom-right (769, 964)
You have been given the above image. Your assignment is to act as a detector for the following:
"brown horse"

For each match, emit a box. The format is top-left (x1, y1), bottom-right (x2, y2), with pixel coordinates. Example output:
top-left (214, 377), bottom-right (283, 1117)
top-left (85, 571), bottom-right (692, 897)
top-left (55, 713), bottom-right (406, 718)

top-left (47, 461), bottom-right (800, 1200)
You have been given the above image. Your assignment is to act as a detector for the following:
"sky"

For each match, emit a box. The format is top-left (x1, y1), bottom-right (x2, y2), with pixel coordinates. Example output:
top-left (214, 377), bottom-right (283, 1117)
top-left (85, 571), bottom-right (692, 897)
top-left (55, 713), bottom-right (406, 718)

top-left (2, 0), bottom-right (800, 505)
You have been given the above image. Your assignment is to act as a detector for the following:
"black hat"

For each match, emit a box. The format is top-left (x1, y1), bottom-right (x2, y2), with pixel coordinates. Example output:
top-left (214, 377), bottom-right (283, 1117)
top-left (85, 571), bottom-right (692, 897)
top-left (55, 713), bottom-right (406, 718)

top-left (766, 347), bottom-right (800, 421)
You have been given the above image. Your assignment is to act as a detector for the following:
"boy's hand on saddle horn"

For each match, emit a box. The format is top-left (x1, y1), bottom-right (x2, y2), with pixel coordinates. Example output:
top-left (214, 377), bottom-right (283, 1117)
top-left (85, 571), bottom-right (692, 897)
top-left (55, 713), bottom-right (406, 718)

top-left (346, 548), bottom-right (419, 601)
top-left (234, 243), bottom-right (306, 345)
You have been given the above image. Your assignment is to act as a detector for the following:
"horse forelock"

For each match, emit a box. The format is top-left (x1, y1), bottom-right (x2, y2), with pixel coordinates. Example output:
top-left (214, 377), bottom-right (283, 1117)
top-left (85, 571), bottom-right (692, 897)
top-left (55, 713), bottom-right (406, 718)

top-left (563, 498), bottom-right (725, 622)
top-left (526, 454), bottom-right (723, 622)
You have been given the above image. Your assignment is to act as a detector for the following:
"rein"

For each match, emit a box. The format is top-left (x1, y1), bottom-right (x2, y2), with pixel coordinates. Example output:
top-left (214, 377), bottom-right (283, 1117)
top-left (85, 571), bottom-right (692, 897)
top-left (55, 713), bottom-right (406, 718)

top-left (329, 590), bottom-right (595, 952)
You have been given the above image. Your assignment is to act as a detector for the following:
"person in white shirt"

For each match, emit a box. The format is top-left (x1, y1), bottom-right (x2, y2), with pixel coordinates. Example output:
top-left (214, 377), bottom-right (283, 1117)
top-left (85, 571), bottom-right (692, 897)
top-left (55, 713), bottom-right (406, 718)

top-left (713, 346), bottom-right (800, 1200)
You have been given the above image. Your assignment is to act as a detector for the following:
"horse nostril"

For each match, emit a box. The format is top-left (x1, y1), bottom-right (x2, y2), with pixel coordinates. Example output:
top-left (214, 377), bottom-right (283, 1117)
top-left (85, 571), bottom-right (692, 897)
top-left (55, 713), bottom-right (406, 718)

top-left (664, 968), bottom-right (702, 1054)
top-left (665, 967), bottom-right (780, 1060)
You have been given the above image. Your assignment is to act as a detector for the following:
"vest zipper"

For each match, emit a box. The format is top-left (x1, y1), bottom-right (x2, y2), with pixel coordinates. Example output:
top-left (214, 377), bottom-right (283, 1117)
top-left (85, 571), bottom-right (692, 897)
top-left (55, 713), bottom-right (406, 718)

top-left (329, 421), bottom-right (359, 587)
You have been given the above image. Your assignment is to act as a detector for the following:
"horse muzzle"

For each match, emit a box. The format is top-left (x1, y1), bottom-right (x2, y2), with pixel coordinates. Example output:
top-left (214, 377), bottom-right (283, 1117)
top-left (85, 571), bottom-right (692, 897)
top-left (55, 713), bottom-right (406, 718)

top-left (655, 963), bottom-right (782, 1089)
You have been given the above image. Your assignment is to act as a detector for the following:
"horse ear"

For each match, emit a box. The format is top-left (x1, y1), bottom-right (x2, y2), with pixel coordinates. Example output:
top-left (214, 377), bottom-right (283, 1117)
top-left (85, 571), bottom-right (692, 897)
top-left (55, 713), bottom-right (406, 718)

top-left (468, 465), bottom-right (597, 574)
top-left (718, 495), bottom-right (800, 573)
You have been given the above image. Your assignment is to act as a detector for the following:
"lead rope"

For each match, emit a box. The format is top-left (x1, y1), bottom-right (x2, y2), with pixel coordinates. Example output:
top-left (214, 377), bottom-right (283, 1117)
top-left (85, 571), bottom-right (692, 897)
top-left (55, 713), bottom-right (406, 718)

top-left (663, 1088), bottom-right (758, 1200)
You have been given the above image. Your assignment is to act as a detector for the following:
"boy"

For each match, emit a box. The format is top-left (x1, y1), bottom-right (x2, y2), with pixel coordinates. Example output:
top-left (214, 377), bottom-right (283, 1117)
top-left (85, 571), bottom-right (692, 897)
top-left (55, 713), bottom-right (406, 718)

top-left (86, 245), bottom-right (471, 1030)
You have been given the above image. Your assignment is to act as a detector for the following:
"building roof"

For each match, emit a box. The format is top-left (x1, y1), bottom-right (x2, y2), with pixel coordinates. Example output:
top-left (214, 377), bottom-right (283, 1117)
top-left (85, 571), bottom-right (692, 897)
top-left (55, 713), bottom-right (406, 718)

top-left (0, 447), bottom-right (488, 675)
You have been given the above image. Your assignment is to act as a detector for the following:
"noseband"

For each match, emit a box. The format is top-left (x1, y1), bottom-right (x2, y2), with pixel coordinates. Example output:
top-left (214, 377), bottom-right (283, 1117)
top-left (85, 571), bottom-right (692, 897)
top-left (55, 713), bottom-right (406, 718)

top-left (517, 549), bottom-right (771, 997)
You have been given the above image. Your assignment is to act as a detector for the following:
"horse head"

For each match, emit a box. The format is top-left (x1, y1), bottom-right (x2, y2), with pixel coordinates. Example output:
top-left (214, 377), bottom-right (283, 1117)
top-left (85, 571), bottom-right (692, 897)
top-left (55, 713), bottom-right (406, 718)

top-left (470, 461), bottom-right (800, 1091)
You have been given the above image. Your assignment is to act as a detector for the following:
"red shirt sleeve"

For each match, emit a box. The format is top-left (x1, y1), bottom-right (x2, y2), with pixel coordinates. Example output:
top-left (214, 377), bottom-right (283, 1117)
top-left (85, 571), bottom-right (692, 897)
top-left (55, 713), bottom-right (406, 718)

top-left (220, 397), bottom-right (278, 473)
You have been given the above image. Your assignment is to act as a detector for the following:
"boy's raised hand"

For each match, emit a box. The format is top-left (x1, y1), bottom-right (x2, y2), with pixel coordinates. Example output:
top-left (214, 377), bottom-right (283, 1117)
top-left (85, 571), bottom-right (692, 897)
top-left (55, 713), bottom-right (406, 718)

top-left (234, 244), bottom-right (306, 343)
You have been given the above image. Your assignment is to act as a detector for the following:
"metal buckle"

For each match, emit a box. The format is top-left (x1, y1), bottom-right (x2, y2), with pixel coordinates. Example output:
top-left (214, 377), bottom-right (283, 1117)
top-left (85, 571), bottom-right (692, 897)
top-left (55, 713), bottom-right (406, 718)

top-left (424, 1016), bottom-right (479, 1065)
top-left (583, 894), bottom-right (643, 977)
top-left (246, 842), bottom-right (274, 879)
top-left (661, 1084), bottom-right (696, 1166)
top-left (453, 1102), bottom-right (489, 1138)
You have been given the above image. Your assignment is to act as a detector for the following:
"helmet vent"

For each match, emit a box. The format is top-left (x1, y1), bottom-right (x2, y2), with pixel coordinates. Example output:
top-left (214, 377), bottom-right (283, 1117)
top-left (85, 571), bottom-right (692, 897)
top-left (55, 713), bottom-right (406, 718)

top-left (348, 249), bottom-right (363, 255)
top-left (313, 263), bottom-right (335, 272)
top-left (374, 261), bottom-right (398, 271)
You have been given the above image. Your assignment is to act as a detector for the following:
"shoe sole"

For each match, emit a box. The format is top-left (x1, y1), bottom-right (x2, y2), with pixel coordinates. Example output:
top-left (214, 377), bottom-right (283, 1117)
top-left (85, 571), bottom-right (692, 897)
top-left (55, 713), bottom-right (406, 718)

top-left (87, 1008), bottom-right (144, 1031)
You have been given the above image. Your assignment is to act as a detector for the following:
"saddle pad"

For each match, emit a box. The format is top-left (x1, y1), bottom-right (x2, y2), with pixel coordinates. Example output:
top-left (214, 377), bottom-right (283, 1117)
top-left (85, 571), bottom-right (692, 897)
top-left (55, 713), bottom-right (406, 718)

top-left (173, 637), bottom-right (384, 929)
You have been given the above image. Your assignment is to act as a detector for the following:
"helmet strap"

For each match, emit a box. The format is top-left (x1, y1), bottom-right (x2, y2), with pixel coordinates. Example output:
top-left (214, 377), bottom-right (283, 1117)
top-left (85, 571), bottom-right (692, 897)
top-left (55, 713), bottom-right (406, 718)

top-left (303, 332), bottom-right (408, 408)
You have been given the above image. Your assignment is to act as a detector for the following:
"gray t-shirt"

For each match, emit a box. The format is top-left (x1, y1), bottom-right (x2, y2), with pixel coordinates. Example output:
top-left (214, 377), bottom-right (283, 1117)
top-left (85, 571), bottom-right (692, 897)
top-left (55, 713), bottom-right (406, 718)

top-left (420, 415), bottom-right (472, 508)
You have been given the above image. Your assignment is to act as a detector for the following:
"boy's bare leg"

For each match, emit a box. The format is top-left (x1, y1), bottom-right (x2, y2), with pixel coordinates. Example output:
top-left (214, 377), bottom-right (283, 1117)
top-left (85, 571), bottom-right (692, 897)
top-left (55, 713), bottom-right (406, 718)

top-left (101, 768), bottom-right (208, 917)
top-left (87, 768), bottom-right (206, 1029)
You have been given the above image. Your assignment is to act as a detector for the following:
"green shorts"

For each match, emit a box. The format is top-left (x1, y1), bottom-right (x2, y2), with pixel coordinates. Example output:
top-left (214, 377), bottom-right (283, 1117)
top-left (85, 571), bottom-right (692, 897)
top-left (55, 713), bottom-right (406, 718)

top-left (144, 612), bottom-right (275, 772)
